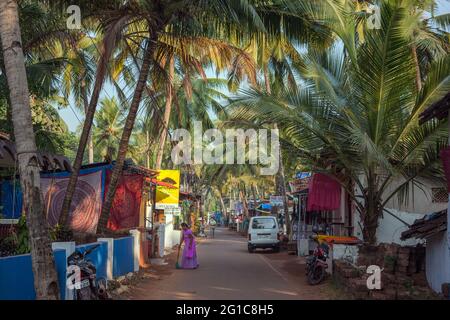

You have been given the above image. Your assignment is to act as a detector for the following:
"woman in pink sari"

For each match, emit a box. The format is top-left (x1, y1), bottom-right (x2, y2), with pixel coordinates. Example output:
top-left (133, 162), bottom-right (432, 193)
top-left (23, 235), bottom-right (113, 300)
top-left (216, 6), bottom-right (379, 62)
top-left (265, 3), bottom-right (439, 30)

top-left (180, 223), bottom-right (199, 269)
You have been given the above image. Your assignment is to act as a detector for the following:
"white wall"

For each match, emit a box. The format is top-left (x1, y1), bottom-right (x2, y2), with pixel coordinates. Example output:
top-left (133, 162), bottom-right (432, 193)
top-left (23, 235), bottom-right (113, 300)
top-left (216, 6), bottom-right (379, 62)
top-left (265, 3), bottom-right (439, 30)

top-left (163, 213), bottom-right (182, 250)
top-left (164, 213), bottom-right (174, 249)
top-left (353, 209), bottom-right (426, 245)
top-left (425, 231), bottom-right (450, 294)
top-left (172, 230), bottom-right (181, 247)
top-left (383, 178), bottom-right (447, 214)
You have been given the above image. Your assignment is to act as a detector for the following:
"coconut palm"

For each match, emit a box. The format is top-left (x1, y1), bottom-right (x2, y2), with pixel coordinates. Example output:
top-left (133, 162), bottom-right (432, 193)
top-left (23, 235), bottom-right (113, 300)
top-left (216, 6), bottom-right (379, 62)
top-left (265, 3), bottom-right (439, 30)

top-left (228, 0), bottom-right (450, 244)
top-left (0, 0), bottom-right (59, 299)
top-left (95, 0), bottom-right (279, 233)
top-left (92, 97), bottom-right (124, 162)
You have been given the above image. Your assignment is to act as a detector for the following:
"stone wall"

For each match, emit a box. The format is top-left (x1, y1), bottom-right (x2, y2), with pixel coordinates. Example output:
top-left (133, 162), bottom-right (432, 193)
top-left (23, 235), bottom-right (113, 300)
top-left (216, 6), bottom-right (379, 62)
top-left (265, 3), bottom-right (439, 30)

top-left (333, 243), bottom-right (439, 299)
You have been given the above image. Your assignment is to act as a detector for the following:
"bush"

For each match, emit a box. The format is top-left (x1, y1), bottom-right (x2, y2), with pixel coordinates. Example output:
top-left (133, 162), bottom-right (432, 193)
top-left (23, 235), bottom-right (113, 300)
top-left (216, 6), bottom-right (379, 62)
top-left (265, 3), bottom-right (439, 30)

top-left (50, 224), bottom-right (73, 242)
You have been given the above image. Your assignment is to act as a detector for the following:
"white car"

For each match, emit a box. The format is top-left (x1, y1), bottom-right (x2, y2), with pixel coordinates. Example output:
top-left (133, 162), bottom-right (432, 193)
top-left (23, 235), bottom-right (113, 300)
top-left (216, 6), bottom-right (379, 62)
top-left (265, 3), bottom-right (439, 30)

top-left (247, 216), bottom-right (280, 253)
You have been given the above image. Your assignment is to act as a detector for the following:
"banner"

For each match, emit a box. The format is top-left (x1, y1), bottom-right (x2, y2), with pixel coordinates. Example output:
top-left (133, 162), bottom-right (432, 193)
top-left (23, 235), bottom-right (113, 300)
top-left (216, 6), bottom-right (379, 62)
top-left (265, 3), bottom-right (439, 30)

top-left (270, 195), bottom-right (284, 207)
top-left (155, 170), bottom-right (180, 210)
top-left (105, 171), bottom-right (143, 230)
top-left (41, 168), bottom-right (104, 233)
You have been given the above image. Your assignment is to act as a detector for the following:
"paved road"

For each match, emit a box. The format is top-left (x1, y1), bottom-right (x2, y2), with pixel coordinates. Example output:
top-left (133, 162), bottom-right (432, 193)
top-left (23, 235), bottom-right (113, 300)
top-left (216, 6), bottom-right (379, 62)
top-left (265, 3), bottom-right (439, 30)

top-left (127, 227), bottom-right (334, 300)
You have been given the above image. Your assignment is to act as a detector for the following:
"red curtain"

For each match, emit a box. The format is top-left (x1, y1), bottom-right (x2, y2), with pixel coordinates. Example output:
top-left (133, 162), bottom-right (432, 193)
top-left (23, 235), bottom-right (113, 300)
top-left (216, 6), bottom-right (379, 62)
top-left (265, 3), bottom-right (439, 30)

top-left (307, 173), bottom-right (341, 212)
top-left (440, 146), bottom-right (450, 192)
top-left (104, 170), bottom-right (144, 230)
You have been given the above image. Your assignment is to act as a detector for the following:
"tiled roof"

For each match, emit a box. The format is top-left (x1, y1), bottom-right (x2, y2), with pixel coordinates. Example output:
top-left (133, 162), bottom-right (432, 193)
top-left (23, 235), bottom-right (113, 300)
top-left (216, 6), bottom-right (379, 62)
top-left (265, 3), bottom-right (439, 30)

top-left (401, 209), bottom-right (447, 240)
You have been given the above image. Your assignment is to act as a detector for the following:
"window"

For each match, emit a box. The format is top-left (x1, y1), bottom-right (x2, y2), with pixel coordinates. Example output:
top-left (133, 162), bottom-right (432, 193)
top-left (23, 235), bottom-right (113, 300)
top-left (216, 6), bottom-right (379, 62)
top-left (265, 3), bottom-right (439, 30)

top-left (431, 188), bottom-right (448, 203)
top-left (252, 218), bottom-right (276, 229)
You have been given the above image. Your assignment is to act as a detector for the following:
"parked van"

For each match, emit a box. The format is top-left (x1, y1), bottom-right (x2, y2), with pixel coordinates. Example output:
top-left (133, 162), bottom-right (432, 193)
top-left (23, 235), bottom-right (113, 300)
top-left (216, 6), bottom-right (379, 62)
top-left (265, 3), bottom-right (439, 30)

top-left (247, 216), bottom-right (280, 253)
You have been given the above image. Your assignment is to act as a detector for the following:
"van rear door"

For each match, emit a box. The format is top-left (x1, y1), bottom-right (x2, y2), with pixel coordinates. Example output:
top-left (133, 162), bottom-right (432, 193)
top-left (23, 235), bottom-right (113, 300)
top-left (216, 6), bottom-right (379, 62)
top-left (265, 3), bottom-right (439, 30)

top-left (251, 217), bottom-right (278, 241)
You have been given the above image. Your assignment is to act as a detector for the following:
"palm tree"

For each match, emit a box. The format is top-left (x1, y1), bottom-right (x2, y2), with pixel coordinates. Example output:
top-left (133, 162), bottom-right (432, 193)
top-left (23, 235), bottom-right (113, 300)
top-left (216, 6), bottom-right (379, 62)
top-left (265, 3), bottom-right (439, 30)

top-left (93, 97), bottom-right (124, 162)
top-left (59, 34), bottom-right (98, 163)
top-left (0, 0), bottom-right (59, 299)
top-left (95, 0), bottom-right (280, 233)
top-left (229, 0), bottom-right (450, 244)
top-left (58, 0), bottom-right (126, 225)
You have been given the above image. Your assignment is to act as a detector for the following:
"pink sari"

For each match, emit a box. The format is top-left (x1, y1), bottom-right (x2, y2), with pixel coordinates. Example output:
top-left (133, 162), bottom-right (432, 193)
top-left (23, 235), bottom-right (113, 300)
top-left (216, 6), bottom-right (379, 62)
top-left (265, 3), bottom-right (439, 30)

top-left (181, 229), bottom-right (199, 269)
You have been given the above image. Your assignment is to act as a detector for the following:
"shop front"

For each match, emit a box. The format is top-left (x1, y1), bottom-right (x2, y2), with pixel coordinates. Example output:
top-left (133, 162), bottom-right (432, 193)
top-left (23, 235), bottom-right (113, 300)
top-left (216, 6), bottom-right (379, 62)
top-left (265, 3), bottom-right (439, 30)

top-left (290, 173), bottom-right (354, 254)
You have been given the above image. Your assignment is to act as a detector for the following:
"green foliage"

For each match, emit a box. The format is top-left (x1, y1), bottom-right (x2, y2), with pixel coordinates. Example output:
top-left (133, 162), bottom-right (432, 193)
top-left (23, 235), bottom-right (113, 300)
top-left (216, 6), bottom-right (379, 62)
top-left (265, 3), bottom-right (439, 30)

top-left (49, 224), bottom-right (73, 242)
top-left (15, 216), bottom-right (31, 255)
top-left (2, 216), bottom-right (32, 256)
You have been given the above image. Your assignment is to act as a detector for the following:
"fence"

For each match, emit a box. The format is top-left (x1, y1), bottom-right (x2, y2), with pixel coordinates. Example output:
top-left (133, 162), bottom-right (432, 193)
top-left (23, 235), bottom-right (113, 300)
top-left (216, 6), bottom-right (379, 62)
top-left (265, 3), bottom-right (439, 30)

top-left (0, 249), bottom-right (66, 300)
top-left (0, 230), bottom-right (141, 300)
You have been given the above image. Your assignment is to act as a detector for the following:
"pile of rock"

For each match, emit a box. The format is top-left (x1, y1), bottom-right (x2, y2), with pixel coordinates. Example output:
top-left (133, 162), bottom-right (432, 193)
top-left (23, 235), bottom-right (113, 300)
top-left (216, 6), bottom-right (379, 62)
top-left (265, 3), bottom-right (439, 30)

top-left (333, 243), bottom-right (439, 300)
top-left (108, 270), bottom-right (154, 296)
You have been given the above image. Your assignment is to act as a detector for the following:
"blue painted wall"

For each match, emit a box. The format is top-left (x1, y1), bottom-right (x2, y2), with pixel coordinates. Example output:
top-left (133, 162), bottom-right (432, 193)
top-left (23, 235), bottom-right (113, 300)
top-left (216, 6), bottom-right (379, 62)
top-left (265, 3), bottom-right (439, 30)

top-left (0, 249), bottom-right (66, 300)
top-left (75, 242), bottom-right (108, 281)
top-left (113, 237), bottom-right (134, 277)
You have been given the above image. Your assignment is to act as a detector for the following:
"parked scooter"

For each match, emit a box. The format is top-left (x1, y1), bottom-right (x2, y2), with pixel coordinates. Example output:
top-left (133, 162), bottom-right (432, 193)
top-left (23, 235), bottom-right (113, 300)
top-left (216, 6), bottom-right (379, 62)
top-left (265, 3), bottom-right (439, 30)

top-left (67, 244), bottom-right (110, 300)
top-left (306, 229), bottom-right (330, 285)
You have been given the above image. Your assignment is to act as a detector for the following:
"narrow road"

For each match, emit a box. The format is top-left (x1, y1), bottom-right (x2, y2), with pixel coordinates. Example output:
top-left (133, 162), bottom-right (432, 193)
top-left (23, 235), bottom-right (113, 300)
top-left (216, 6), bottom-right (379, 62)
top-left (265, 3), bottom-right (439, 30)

top-left (125, 227), bottom-right (335, 300)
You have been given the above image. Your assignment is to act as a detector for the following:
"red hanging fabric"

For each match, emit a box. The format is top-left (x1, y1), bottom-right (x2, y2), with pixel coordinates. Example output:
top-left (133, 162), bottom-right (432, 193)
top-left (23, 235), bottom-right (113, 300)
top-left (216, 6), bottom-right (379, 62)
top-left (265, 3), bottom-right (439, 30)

top-left (306, 173), bottom-right (341, 212)
top-left (440, 146), bottom-right (450, 192)
top-left (105, 170), bottom-right (144, 230)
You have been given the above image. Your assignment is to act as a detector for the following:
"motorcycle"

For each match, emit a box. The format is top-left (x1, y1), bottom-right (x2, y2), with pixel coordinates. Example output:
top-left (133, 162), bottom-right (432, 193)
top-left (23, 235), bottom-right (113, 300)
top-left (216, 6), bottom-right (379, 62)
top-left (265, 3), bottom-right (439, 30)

top-left (67, 244), bottom-right (110, 300)
top-left (306, 234), bottom-right (330, 285)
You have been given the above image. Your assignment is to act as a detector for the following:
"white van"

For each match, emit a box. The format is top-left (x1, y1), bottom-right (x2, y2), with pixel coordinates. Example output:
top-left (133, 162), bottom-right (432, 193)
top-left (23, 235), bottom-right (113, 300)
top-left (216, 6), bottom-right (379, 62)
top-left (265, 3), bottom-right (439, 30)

top-left (247, 216), bottom-right (280, 253)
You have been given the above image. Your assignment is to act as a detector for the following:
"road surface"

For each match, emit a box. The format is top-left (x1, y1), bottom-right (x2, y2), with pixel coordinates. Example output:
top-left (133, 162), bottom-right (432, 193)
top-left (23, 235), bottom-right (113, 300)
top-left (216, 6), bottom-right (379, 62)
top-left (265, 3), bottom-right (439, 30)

top-left (123, 227), bottom-right (335, 300)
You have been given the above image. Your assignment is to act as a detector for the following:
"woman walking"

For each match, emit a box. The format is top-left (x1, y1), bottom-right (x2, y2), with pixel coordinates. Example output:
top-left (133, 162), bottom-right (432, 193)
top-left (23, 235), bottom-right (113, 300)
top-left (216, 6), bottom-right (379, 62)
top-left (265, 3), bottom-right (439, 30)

top-left (179, 223), bottom-right (199, 269)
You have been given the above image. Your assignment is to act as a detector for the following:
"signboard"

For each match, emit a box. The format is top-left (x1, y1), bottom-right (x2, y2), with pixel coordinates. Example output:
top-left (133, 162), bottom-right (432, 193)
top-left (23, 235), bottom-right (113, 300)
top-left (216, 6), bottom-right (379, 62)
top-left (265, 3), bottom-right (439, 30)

top-left (289, 176), bottom-right (311, 193)
top-left (270, 195), bottom-right (284, 207)
top-left (155, 170), bottom-right (180, 210)
top-left (295, 172), bottom-right (311, 179)
top-left (164, 207), bottom-right (181, 216)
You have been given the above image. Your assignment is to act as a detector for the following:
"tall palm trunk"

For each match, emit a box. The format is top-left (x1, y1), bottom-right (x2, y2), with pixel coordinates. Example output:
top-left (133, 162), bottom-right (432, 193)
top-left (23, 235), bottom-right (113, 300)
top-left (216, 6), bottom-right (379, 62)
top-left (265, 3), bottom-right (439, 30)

top-left (218, 190), bottom-right (227, 218)
top-left (275, 144), bottom-right (291, 237)
top-left (251, 183), bottom-right (257, 212)
top-left (81, 81), bottom-right (94, 163)
top-left (59, 39), bottom-right (112, 225)
top-left (0, 0), bottom-right (59, 299)
top-left (264, 66), bottom-right (291, 237)
top-left (239, 184), bottom-right (249, 217)
top-left (411, 44), bottom-right (422, 92)
top-left (263, 64), bottom-right (271, 94)
top-left (96, 34), bottom-right (156, 233)
top-left (155, 56), bottom-right (175, 169)
top-left (361, 171), bottom-right (381, 245)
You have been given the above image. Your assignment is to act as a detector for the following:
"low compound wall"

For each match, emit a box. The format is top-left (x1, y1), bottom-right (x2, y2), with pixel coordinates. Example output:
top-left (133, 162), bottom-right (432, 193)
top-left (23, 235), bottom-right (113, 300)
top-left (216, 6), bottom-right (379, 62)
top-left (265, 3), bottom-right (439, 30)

top-left (0, 248), bottom-right (66, 300)
top-left (0, 231), bottom-right (141, 300)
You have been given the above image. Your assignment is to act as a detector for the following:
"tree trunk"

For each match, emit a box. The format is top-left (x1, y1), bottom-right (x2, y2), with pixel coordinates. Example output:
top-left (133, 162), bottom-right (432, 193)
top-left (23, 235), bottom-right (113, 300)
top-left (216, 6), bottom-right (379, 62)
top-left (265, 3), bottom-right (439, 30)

top-left (411, 44), bottom-right (422, 92)
top-left (255, 184), bottom-right (261, 199)
top-left (263, 64), bottom-right (271, 94)
top-left (59, 36), bottom-right (112, 225)
top-left (274, 124), bottom-right (291, 237)
top-left (218, 190), bottom-right (227, 218)
top-left (362, 202), bottom-right (380, 245)
top-left (146, 130), bottom-right (150, 168)
top-left (0, 0), bottom-right (59, 299)
top-left (251, 183), bottom-right (257, 212)
top-left (81, 82), bottom-right (94, 164)
top-left (96, 33), bottom-right (156, 233)
top-left (155, 56), bottom-right (175, 170)
top-left (361, 172), bottom-right (381, 245)
top-left (239, 184), bottom-right (249, 217)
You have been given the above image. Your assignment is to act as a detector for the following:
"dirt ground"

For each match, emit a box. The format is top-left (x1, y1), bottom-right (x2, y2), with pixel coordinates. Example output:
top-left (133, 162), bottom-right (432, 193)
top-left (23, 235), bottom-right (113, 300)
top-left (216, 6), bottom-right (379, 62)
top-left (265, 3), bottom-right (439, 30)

top-left (115, 227), bottom-right (344, 300)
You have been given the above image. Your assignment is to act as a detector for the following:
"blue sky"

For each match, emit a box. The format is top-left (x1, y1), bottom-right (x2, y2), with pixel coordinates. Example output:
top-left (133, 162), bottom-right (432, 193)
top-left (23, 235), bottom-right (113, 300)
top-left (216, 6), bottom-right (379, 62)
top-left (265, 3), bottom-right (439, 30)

top-left (59, 0), bottom-right (450, 132)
